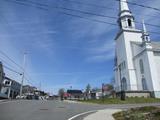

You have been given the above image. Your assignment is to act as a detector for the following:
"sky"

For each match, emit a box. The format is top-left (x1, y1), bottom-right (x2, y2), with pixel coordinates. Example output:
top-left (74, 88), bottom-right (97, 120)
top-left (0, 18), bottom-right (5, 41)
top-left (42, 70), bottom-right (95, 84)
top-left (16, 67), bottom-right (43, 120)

top-left (0, 0), bottom-right (160, 94)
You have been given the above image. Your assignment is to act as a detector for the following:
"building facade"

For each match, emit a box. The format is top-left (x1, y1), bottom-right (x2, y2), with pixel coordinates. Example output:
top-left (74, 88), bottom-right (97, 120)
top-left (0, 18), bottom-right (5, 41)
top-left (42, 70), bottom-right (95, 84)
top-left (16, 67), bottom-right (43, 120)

top-left (114, 0), bottom-right (160, 98)
top-left (1, 77), bottom-right (21, 99)
top-left (67, 90), bottom-right (83, 100)
top-left (0, 62), bottom-right (4, 91)
top-left (22, 85), bottom-right (37, 95)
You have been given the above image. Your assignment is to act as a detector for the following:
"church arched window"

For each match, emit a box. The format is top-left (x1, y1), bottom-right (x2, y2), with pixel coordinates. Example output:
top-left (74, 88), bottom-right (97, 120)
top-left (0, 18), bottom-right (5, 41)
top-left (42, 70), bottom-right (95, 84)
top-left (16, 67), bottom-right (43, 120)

top-left (139, 59), bottom-right (144, 74)
top-left (128, 19), bottom-right (132, 27)
top-left (121, 77), bottom-right (127, 91)
top-left (142, 78), bottom-right (148, 90)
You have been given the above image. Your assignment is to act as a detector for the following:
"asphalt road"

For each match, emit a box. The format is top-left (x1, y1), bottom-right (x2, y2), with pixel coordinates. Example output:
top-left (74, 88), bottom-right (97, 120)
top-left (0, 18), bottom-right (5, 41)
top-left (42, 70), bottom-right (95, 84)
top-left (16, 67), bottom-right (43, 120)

top-left (0, 100), bottom-right (160, 120)
top-left (0, 100), bottom-right (105, 120)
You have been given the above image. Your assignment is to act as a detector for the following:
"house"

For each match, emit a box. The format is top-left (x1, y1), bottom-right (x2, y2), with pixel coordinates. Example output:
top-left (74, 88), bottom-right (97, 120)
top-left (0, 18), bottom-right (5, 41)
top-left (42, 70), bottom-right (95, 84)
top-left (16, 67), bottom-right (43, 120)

top-left (90, 85), bottom-right (114, 99)
top-left (22, 85), bottom-right (37, 95)
top-left (1, 77), bottom-right (21, 99)
top-left (91, 89), bottom-right (103, 100)
top-left (114, 0), bottom-right (160, 98)
top-left (67, 90), bottom-right (83, 100)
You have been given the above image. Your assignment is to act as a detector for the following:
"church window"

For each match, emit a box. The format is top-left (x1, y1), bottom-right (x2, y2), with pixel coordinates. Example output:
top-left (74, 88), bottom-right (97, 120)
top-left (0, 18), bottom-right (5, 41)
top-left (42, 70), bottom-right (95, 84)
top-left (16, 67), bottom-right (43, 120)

top-left (128, 19), bottom-right (132, 27)
top-left (121, 78), bottom-right (127, 91)
top-left (142, 78), bottom-right (148, 90)
top-left (139, 59), bottom-right (144, 74)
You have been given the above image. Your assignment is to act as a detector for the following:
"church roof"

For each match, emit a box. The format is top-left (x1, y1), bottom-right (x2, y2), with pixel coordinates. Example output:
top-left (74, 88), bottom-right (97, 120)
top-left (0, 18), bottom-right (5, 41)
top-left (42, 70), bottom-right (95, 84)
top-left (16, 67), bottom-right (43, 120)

top-left (151, 42), bottom-right (160, 51)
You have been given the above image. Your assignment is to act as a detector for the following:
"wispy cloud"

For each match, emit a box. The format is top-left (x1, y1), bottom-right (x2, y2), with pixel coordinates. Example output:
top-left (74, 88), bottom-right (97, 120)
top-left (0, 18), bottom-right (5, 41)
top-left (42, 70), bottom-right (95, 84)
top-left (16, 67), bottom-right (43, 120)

top-left (85, 39), bottom-right (115, 62)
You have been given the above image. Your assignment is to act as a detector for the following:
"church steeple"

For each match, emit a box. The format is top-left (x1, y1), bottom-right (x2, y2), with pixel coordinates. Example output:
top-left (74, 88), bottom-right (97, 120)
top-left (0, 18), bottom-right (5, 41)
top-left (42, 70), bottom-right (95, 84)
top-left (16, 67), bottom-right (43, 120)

top-left (120, 0), bottom-right (129, 12)
top-left (142, 20), bottom-right (150, 42)
top-left (118, 0), bottom-right (135, 29)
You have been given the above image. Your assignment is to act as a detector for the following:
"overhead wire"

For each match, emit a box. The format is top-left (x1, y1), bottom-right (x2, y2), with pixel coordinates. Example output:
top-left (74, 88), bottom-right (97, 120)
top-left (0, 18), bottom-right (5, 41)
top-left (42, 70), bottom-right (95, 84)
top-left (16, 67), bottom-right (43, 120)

top-left (61, 0), bottom-right (160, 18)
top-left (4, 0), bottom-right (160, 30)
top-left (116, 0), bottom-right (160, 12)
top-left (0, 50), bottom-right (24, 70)
top-left (3, 65), bottom-right (22, 75)
top-left (4, 0), bottom-right (160, 35)
top-left (62, 0), bottom-right (116, 10)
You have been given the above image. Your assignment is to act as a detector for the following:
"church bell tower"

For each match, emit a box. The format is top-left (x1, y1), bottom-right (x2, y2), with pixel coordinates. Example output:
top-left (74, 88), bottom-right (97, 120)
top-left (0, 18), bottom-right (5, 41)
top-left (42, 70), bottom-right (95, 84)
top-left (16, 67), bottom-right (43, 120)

top-left (114, 0), bottom-right (143, 92)
top-left (118, 0), bottom-right (135, 30)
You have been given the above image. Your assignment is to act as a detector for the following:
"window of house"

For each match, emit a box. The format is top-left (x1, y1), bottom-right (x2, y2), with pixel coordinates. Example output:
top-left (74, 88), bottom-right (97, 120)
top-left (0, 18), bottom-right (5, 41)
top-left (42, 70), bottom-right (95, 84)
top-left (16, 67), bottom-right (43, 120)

top-left (5, 81), bottom-right (10, 85)
top-left (142, 78), bottom-right (148, 90)
top-left (139, 59), bottom-right (144, 74)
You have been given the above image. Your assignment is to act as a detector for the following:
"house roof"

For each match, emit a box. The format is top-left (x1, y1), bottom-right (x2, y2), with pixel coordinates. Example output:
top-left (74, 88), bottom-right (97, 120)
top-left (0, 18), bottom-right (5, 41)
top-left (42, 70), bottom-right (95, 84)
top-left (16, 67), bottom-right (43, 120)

top-left (4, 76), bottom-right (21, 85)
top-left (67, 90), bottom-right (83, 94)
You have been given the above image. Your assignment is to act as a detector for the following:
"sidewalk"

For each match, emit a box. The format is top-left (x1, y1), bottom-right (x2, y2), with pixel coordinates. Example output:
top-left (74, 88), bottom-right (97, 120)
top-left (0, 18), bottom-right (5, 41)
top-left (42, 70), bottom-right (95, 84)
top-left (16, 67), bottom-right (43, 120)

top-left (83, 109), bottom-right (121, 120)
top-left (64, 100), bottom-right (80, 104)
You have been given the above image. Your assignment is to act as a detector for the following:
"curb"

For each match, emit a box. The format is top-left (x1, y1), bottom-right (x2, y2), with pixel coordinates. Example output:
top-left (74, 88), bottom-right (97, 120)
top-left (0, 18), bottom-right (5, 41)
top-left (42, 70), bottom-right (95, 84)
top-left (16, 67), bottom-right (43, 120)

top-left (68, 110), bottom-right (97, 120)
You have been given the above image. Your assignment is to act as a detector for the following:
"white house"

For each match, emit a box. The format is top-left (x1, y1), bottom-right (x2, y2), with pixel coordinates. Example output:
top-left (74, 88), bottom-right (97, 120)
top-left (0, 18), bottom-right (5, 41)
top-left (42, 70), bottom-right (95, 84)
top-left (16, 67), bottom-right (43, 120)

top-left (114, 0), bottom-right (160, 98)
top-left (1, 77), bottom-right (21, 99)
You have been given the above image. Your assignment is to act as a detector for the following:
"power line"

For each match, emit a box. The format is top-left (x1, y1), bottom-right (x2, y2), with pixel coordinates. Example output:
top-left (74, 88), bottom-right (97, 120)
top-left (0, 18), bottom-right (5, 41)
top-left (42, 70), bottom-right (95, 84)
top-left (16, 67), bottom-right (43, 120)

top-left (0, 58), bottom-right (17, 70)
top-left (57, 6), bottom-right (117, 19)
top-left (62, 0), bottom-right (116, 10)
top-left (21, 0), bottom-right (117, 20)
top-left (62, 12), bottom-right (117, 26)
top-left (3, 65), bottom-right (22, 75)
top-left (5, 0), bottom-right (160, 28)
top-left (116, 0), bottom-right (160, 12)
top-left (26, 0), bottom-right (160, 33)
top-left (0, 50), bottom-right (24, 70)
top-left (4, 0), bottom-right (118, 25)
top-left (0, 50), bottom-right (36, 87)
top-left (3, 0), bottom-right (160, 35)
top-left (26, 0), bottom-right (157, 25)
top-left (62, 0), bottom-right (160, 19)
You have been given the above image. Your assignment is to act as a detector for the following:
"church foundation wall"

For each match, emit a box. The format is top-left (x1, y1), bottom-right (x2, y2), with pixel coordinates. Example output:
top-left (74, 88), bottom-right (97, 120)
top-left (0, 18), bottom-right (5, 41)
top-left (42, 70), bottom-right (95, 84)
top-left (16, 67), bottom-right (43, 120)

top-left (116, 91), bottom-right (151, 98)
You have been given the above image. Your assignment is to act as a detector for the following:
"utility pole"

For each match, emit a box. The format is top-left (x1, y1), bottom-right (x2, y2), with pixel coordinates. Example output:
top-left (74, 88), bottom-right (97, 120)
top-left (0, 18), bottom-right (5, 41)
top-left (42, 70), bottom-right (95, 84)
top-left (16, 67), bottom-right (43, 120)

top-left (20, 53), bottom-right (27, 98)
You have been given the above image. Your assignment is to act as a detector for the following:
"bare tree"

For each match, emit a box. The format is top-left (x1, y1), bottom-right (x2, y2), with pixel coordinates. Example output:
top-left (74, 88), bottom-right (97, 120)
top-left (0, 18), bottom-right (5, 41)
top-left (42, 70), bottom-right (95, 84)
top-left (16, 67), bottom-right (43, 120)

top-left (85, 84), bottom-right (91, 99)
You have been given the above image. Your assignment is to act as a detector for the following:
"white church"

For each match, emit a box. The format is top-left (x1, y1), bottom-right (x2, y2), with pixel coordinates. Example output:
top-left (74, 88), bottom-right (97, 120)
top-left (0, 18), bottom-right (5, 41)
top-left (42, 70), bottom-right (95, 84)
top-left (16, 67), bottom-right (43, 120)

top-left (114, 0), bottom-right (160, 98)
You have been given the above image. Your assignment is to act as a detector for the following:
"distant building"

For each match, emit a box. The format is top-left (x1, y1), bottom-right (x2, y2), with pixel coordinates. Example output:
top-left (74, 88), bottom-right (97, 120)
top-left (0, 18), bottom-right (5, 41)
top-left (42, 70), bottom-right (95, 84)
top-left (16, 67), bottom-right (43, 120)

top-left (1, 77), bottom-right (21, 99)
top-left (91, 86), bottom-right (113, 99)
top-left (67, 90), bottom-right (83, 100)
top-left (22, 85), bottom-right (37, 95)
top-left (91, 89), bottom-right (103, 100)
top-left (114, 0), bottom-right (160, 98)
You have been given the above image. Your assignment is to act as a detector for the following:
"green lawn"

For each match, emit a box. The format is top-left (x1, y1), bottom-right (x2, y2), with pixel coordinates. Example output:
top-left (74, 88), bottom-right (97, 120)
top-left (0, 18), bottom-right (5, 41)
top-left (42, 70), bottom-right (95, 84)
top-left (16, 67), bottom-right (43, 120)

top-left (79, 98), bottom-right (160, 104)
top-left (113, 106), bottom-right (160, 120)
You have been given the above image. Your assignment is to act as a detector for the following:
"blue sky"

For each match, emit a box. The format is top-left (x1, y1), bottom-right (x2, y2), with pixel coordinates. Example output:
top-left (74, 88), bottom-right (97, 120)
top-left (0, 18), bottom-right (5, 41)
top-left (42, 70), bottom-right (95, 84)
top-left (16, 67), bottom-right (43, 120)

top-left (0, 0), bottom-right (160, 94)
